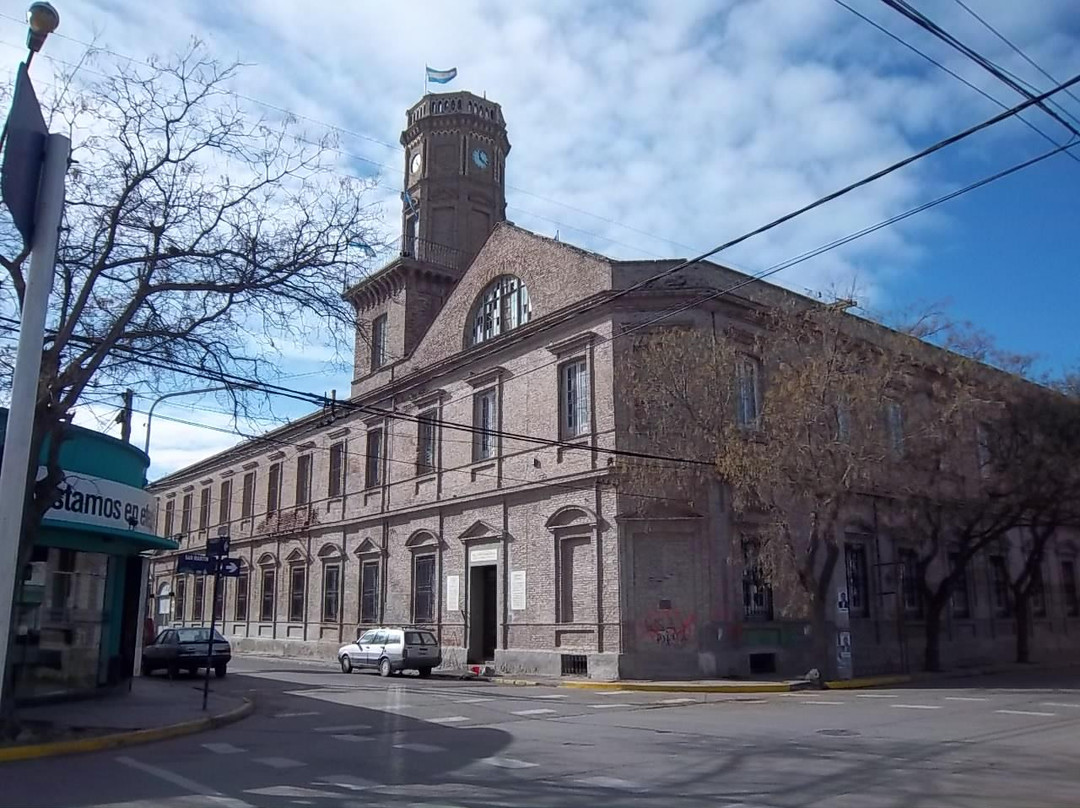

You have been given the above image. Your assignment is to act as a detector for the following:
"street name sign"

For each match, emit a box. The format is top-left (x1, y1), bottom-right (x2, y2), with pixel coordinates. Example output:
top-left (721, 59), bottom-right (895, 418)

top-left (176, 552), bottom-right (211, 574)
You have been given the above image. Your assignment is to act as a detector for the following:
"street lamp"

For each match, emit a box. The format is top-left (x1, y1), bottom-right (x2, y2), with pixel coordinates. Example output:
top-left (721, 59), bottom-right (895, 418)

top-left (25, 3), bottom-right (60, 62)
top-left (0, 3), bottom-right (68, 710)
top-left (144, 385), bottom-right (253, 455)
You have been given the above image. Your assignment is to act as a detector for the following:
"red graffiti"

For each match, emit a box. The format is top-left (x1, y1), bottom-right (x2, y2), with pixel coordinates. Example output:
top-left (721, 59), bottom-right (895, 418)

top-left (642, 609), bottom-right (696, 648)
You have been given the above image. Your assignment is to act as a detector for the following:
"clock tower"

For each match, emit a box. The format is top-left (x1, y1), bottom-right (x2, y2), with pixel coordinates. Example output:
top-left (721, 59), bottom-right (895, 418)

top-left (400, 92), bottom-right (510, 269)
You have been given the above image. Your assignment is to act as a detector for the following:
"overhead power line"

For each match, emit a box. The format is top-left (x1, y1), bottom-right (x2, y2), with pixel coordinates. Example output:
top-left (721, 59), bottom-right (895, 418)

top-left (78, 395), bottom-right (687, 507)
top-left (831, 0), bottom-right (1080, 166)
top-left (879, 0), bottom-right (1080, 136)
top-left (10, 133), bottom-right (1074, 487)
top-left (950, 0), bottom-right (1080, 114)
top-left (3, 71), bottom-right (1076, 477)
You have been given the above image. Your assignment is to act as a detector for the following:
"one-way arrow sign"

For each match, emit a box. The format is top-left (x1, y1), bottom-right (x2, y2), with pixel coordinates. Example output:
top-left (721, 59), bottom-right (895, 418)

top-left (217, 557), bottom-right (242, 578)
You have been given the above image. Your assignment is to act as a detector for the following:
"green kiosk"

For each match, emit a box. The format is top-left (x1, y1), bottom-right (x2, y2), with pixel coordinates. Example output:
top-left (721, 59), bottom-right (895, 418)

top-left (2, 408), bottom-right (178, 702)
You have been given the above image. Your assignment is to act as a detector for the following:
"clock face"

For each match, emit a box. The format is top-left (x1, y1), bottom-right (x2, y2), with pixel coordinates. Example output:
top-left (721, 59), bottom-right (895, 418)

top-left (410, 152), bottom-right (422, 174)
top-left (472, 147), bottom-right (490, 170)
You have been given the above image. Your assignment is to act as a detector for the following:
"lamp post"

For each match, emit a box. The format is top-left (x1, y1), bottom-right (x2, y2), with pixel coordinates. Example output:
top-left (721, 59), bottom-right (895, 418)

top-left (0, 3), bottom-right (67, 709)
top-left (25, 3), bottom-right (60, 66)
top-left (144, 385), bottom-right (251, 455)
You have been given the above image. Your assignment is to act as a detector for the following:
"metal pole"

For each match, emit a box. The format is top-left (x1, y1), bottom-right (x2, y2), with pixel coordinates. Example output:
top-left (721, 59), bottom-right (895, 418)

top-left (144, 385), bottom-right (245, 455)
top-left (203, 566), bottom-right (218, 711)
top-left (0, 133), bottom-right (69, 703)
top-left (131, 554), bottom-right (150, 683)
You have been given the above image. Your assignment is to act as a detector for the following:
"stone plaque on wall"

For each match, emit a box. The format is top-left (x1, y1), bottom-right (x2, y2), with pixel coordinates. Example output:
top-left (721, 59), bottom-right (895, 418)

top-left (446, 574), bottom-right (460, 613)
top-left (470, 547), bottom-right (498, 564)
top-left (510, 570), bottom-right (526, 611)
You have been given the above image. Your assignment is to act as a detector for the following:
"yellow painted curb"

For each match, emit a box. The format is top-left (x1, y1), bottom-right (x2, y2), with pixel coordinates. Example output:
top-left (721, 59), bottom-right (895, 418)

top-left (0, 698), bottom-right (254, 764)
top-left (560, 681), bottom-right (797, 694)
top-left (824, 675), bottom-right (912, 690)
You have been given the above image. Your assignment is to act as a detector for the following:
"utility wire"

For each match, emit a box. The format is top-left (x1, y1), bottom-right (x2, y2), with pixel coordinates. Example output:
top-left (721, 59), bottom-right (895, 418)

top-left (17, 132), bottom-right (1075, 488)
top-left (950, 0), bottom-right (1080, 115)
top-left (4, 76), bottom-right (1077, 474)
top-left (831, 0), bottom-right (1080, 165)
top-left (879, 0), bottom-right (1080, 136)
top-left (7, 74), bottom-right (1076, 480)
top-left (78, 396), bottom-right (686, 523)
top-left (0, 323), bottom-right (713, 469)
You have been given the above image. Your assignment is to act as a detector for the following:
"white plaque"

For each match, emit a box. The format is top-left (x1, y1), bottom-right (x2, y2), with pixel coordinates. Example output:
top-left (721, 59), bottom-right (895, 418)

top-left (470, 547), bottom-right (498, 564)
top-left (446, 574), bottom-right (460, 612)
top-left (510, 570), bottom-right (526, 611)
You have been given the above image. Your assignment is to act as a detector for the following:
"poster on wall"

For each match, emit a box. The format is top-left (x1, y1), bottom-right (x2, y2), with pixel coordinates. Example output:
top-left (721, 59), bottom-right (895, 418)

top-left (510, 570), bottom-right (526, 611)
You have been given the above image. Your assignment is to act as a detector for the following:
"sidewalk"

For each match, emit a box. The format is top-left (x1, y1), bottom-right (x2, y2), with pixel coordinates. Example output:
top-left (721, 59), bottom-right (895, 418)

top-left (497, 675), bottom-right (814, 693)
top-left (1, 677), bottom-right (252, 763)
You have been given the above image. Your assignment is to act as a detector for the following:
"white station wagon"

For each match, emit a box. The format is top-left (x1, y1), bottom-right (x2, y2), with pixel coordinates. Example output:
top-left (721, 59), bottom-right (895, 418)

top-left (338, 626), bottom-right (442, 678)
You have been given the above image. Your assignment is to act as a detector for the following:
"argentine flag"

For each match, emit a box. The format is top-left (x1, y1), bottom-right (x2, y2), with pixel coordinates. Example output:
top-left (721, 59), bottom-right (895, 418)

top-left (426, 66), bottom-right (457, 84)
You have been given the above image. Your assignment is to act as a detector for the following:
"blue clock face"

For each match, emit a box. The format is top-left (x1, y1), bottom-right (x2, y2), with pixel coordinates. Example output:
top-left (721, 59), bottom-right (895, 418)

top-left (472, 148), bottom-right (490, 169)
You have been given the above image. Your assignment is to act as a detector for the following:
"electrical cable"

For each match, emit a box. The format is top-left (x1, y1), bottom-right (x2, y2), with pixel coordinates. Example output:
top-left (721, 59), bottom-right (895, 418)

top-left (831, 0), bottom-right (1080, 165)
top-left (950, 0), bottom-right (1080, 117)
top-left (3, 108), bottom-right (1076, 481)
top-left (879, 0), bottom-right (1080, 136)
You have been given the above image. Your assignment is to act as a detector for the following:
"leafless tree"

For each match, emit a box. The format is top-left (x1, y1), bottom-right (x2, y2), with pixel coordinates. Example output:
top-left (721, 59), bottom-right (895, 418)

top-left (0, 42), bottom-right (384, 719)
top-left (992, 388), bottom-right (1080, 663)
top-left (623, 299), bottom-right (904, 675)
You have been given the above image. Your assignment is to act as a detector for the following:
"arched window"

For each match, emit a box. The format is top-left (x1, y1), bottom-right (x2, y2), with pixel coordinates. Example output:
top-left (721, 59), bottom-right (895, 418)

top-left (469, 276), bottom-right (531, 346)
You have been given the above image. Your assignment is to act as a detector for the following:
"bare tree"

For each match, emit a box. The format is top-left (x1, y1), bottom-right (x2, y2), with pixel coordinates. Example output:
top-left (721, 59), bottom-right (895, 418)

top-left (623, 300), bottom-right (903, 675)
top-left (883, 328), bottom-right (1021, 672)
top-left (993, 388), bottom-right (1080, 663)
top-left (0, 42), bottom-right (384, 719)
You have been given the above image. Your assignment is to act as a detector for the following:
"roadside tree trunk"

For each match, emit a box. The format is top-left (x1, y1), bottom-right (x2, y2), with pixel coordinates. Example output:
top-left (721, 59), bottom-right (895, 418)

top-left (923, 591), bottom-right (948, 673)
top-left (1014, 594), bottom-right (1031, 664)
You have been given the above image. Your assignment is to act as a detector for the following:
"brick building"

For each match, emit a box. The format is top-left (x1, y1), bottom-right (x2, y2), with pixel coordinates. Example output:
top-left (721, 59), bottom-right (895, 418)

top-left (148, 90), bottom-right (1080, 679)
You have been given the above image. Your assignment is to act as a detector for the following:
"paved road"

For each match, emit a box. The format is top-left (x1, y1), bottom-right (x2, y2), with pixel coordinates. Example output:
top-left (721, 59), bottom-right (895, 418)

top-left (3, 657), bottom-right (1079, 807)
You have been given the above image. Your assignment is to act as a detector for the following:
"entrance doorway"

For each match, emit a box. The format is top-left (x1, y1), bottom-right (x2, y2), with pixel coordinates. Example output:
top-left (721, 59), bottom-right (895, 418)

top-left (468, 565), bottom-right (497, 663)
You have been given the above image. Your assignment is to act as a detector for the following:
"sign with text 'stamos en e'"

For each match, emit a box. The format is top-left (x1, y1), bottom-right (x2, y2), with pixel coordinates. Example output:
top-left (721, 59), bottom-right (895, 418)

top-left (43, 469), bottom-right (157, 537)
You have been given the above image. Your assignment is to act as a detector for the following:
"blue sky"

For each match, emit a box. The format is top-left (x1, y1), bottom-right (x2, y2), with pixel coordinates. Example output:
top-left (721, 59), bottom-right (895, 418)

top-left (0, 0), bottom-right (1076, 477)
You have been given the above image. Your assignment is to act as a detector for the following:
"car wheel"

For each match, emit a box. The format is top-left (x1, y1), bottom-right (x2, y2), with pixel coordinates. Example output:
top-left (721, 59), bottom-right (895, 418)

top-left (418, 667), bottom-right (431, 679)
top-left (379, 657), bottom-right (392, 678)
top-left (214, 664), bottom-right (227, 679)
top-left (340, 655), bottom-right (353, 674)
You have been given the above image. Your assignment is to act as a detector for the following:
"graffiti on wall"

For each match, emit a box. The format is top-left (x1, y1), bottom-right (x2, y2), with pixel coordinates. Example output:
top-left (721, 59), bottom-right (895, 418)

top-left (642, 608), bottom-right (696, 648)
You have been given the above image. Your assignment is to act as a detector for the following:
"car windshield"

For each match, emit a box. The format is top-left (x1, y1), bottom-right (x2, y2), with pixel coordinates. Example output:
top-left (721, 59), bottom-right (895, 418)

top-left (175, 628), bottom-right (226, 643)
top-left (405, 631), bottom-right (438, 645)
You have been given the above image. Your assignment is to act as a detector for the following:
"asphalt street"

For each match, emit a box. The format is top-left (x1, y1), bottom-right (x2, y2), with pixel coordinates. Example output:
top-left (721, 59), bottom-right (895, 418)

top-left (3, 657), bottom-right (1078, 808)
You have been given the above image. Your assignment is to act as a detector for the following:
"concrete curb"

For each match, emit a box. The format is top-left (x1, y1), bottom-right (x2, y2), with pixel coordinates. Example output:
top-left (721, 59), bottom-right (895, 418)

top-left (0, 698), bottom-right (254, 764)
top-left (824, 675), bottom-right (913, 690)
top-left (557, 680), bottom-right (803, 693)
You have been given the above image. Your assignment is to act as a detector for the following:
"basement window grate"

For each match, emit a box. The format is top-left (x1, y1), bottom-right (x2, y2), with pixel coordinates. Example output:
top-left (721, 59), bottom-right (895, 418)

top-left (561, 654), bottom-right (588, 677)
top-left (749, 652), bottom-right (777, 675)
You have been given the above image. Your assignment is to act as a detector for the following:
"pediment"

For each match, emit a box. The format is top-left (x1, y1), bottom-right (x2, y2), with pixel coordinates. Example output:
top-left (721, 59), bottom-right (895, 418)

top-left (353, 537), bottom-right (384, 557)
top-left (285, 547), bottom-right (309, 564)
top-left (545, 505), bottom-right (602, 531)
top-left (458, 520), bottom-right (503, 543)
top-left (405, 529), bottom-right (442, 549)
top-left (317, 542), bottom-right (344, 560)
top-left (256, 552), bottom-right (279, 567)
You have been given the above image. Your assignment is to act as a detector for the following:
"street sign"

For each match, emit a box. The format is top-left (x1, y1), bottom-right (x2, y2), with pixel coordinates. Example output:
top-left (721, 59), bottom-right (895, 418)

top-left (176, 552), bottom-right (211, 574)
top-left (206, 535), bottom-right (230, 557)
top-left (217, 557), bottom-right (242, 578)
top-left (2, 63), bottom-right (48, 247)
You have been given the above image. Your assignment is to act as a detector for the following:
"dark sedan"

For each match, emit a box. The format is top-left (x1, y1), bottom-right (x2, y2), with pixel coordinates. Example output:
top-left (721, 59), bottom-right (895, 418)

top-left (142, 627), bottom-right (231, 678)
